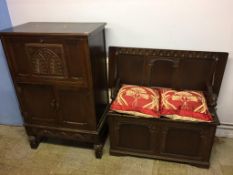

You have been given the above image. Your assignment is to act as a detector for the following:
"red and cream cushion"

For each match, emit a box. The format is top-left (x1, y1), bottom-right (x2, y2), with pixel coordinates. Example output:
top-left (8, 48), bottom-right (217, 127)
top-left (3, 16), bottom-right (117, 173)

top-left (110, 85), bottom-right (160, 118)
top-left (159, 88), bottom-right (213, 122)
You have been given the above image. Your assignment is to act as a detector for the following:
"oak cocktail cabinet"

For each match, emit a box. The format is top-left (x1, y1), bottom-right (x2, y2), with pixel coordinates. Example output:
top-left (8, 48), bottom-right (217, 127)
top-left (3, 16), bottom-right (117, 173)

top-left (0, 22), bottom-right (109, 158)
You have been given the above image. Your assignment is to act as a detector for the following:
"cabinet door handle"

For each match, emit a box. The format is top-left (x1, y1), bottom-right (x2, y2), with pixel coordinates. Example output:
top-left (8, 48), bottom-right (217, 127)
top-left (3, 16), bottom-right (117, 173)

top-left (50, 99), bottom-right (56, 109)
top-left (55, 101), bottom-right (60, 111)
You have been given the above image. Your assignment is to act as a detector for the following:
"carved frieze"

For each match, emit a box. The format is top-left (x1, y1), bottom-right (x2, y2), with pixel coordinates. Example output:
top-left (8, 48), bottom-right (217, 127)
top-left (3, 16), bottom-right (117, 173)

top-left (115, 47), bottom-right (220, 60)
top-left (30, 127), bottom-right (94, 142)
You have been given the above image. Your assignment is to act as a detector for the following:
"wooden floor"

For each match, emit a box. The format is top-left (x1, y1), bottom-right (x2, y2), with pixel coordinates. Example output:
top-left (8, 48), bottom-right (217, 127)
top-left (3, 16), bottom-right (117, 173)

top-left (0, 125), bottom-right (233, 175)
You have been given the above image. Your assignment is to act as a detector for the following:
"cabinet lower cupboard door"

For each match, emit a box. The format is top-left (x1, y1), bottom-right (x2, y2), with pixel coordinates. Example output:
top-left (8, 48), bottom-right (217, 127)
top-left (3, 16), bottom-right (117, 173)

top-left (17, 84), bottom-right (58, 125)
top-left (57, 87), bottom-right (96, 130)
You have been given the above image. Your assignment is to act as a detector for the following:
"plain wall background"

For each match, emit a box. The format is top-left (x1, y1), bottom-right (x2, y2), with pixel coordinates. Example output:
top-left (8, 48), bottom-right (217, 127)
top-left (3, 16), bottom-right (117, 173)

top-left (0, 0), bottom-right (22, 125)
top-left (4, 0), bottom-right (233, 125)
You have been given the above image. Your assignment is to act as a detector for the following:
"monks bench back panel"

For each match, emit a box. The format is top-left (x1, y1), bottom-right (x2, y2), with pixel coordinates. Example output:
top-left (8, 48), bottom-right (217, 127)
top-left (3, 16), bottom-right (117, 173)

top-left (108, 46), bottom-right (228, 167)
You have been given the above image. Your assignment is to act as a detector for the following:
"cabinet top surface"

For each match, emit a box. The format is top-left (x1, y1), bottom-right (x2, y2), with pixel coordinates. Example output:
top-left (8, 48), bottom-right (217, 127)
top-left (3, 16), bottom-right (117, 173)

top-left (0, 22), bottom-right (106, 36)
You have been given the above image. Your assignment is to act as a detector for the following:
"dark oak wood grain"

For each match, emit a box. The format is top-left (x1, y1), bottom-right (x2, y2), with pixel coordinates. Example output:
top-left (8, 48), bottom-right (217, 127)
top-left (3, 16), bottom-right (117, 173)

top-left (108, 46), bottom-right (228, 167)
top-left (0, 22), bottom-right (109, 158)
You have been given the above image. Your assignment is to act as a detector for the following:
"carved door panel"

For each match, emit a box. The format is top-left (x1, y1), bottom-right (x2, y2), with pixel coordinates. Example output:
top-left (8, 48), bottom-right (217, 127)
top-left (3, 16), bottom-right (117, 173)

top-left (3, 37), bottom-right (89, 86)
top-left (17, 83), bottom-right (58, 125)
top-left (109, 117), bottom-right (159, 155)
top-left (56, 86), bottom-right (96, 130)
top-left (25, 43), bottom-right (67, 78)
top-left (159, 124), bottom-right (213, 161)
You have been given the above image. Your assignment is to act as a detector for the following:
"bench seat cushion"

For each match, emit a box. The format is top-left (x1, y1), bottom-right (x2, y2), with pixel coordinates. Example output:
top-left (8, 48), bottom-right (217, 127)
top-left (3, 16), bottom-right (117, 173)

top-left (110, 85), bottom-right (160, 118)
top-left (160, 88), bottom-right (213, 122)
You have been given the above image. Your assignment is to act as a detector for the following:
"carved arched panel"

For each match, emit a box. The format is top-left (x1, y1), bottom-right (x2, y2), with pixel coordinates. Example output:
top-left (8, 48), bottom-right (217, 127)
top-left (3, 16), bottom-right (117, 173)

top-left (25, 43), bottom-right (66, 77)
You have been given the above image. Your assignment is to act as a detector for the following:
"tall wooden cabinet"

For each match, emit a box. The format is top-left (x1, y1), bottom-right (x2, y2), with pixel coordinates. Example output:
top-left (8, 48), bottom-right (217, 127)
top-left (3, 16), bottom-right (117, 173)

top-left (0, 22), bottom-right (109, 158)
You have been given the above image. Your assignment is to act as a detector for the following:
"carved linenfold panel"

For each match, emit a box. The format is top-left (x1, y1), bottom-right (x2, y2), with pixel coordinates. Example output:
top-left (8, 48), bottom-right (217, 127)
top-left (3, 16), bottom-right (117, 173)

top-left (25, 43), bottom-right (66, 77)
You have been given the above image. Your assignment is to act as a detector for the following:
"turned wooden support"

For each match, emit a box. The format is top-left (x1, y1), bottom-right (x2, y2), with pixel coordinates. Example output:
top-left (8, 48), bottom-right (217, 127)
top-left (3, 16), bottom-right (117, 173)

top-left (28, 136), bottom-right (40, 149)
top-left (94, 144), bottom-right (103, 159)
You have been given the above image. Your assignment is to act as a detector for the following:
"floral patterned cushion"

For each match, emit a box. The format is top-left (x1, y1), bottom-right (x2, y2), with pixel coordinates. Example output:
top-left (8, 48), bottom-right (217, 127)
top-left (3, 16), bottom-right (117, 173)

top-left (160, 88), bottom-right (213, 122)
top-left (110, 85), bottom-right (160, 118)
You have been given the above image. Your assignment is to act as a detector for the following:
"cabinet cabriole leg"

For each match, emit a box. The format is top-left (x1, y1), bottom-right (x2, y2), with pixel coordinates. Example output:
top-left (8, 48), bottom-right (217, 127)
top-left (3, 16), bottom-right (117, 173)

top-left (94, 144), bottom-right (103, 158)
top-left (28, 136), bottom-right (40, 149)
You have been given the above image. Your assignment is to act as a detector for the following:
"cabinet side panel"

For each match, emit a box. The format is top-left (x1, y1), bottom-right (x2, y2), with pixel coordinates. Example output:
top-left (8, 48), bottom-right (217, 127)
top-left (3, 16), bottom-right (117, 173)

top-left (0, 37), bottom-right (23, 125)
top-left (88, 30), bottom-right (108, 124)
